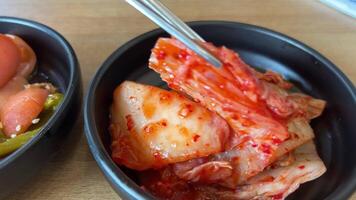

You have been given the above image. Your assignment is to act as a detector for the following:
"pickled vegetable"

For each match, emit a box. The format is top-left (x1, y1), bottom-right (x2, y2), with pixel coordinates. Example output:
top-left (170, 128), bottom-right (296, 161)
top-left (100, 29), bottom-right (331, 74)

top-left (44, 93), bottom-right (64, 110)
top-left (0, 92), bottom-right (63, 157)
top-left (0, 128), bottom-right (40, 157)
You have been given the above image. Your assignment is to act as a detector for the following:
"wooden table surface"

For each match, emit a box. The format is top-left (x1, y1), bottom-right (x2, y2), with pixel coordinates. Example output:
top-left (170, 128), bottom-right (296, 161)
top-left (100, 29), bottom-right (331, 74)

top-left (1, 0), bottom-right (355, 199)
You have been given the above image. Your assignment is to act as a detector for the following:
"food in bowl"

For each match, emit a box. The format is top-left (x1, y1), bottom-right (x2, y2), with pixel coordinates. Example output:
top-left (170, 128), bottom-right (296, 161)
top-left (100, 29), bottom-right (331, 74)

top-left (0, 33), bottom-right (63, 157)
top-left (109, 37), bottom-right (326, 199)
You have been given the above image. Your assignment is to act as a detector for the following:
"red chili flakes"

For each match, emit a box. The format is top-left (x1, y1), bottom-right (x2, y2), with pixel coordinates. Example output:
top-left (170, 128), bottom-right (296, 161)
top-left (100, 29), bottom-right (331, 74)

top-left (238, 130), bottom-right (248, 135)
top-left (167, 83), bottom-right (177, 90)
top-left (157, 50), bottom-right (166, 60)
top-left (271, 193), bottom-right (284, 200)
top-left (298, 165), bottom-right (305, 170)
top-left (154, 152), bottom-right (162, 159)
top-left (241, 118), bottom-right (255, 127)
top-left (143, 124), bottom-right (155, 134)
top-left (178, 50), bottom-right (188, 60)
top-left (160, 119), bottom-right (168, 127)
top-left (178, 103), bottom-right (194, 118)
top-left (260, 143), bottom-right (272, 154)
top-left (231, 114), bottom-right (239, 120)
top-left (193, 134), bottom-right (200, 142)
top-left (142, 120), bottom-right (167, 135)
top-left (159, 92), bottom-right (172, 103)
top-left (251, 143), bottom-right (258, 148)
top-left (272, 137), bottom-right (283, 145)
top-left (230, 156), bottom-right (240, 165)
top-left (125, 115), bottom-right (134, 131)
top-left (143, 125), bottom-right (151, 133)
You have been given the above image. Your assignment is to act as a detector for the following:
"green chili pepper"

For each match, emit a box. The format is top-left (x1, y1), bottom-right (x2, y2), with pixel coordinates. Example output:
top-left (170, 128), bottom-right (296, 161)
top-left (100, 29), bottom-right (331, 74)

top-left (0, 128), bottom-right (40, 157)
top-left (44, 93), bottom-right (64, 110)
top-left (0, 92), bottom-right (63, 157)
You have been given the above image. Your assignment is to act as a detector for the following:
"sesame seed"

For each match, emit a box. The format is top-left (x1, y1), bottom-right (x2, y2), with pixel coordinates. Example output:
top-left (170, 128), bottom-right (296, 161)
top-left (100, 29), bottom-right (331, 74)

top-left (10, 134), bottom-right (16, 138)
top-left (15, 125), bottom-right (21, 132)
top-left (0, 122), bottom-right (3, 129)
top-left (32, 118), bottom-right (40, 124)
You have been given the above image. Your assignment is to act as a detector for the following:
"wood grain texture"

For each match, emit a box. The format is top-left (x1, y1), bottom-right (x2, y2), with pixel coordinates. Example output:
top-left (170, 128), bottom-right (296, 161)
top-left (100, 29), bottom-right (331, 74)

top-left (1, 0), bottom-right (355, 199)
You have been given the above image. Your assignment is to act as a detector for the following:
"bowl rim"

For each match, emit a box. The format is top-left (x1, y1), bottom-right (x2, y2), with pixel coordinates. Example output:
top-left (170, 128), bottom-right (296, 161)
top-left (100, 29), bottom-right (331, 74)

top-left (0, 16), bottom-right (81, 167)
top-left (84, 20), bottom-right (356, 200)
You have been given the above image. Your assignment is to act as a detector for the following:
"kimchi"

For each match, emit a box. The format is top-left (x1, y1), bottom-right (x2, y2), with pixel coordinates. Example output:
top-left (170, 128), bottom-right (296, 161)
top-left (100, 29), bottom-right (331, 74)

top-left (109, 37), bottom-right (326, 199)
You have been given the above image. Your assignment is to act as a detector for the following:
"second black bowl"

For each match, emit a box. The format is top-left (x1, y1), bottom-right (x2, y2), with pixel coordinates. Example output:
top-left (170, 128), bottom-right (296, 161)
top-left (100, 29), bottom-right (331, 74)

top-left (84, 21), bottom-right (356, 200)
top-left (0, 17), bottom-right (82, 199)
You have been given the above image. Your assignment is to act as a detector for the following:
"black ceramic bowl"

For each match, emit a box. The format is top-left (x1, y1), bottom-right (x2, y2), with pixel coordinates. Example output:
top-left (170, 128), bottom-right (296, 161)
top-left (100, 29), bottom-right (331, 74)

top-left (84, 21), bottom-right (356, 200)
top-left (0, 17), bottom-right (82, 199)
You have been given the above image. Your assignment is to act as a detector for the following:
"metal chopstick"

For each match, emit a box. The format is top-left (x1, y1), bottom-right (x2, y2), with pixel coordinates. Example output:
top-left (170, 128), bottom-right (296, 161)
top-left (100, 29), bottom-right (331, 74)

top-left (126, 0), bottom-right (222, 68)
top-left (141, 0), bottom-right (205, 42)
